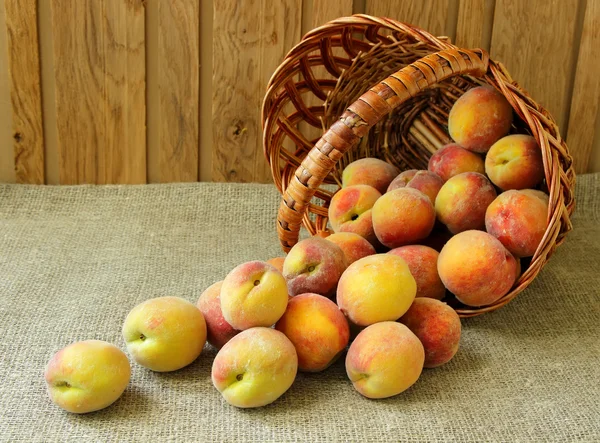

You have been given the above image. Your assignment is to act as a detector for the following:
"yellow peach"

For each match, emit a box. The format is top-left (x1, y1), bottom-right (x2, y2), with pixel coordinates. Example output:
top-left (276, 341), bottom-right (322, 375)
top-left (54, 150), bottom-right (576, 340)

top-left (346, 322), bottom-right (424, 399)
top-left (324, 232), bottom-right (376, 265)
top-left (485, 135), bottom-right (544, 190)
top-left (342, 157), bottom-right (399, 194)
top-left (197, 281), bottom-right (240, 349)
top-left (328, 184), bottom-right (381, 246)
top-left (428, 143), bottom-right (485, 182)
top-left (388, 245), bottom-right (445, 300)
top-left (45, 340), bottom-right (130, 413)
top-left (122, 296), bottom-right (206, 372)
top-left (211, 327), bottom-right (298, 408)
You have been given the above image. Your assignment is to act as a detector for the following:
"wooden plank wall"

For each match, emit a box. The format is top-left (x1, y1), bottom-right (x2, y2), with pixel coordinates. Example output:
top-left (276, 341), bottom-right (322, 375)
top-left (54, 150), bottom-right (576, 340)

top-left (0, 0), bottom-right (598, 184)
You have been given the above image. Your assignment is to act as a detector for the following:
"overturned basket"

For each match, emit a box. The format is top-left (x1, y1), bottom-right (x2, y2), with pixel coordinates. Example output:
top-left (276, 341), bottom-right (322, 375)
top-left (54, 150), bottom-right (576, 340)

top-left (262, 15), bottom-right (575, 317)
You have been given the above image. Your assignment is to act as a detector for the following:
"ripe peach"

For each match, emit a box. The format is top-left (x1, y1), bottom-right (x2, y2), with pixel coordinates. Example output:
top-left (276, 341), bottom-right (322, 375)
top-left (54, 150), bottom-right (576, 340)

top-left (123, 296), bottom-right (207, 372)
top-left (428, 143), bottom-right (485, 182)
top-left (197, 281), bottom-right (240, 349)
top-left (342, 157), bottom-right (399, 194)
top-left (485, 189), bottom-right (549, 257)
top-left (372, 188), bottom-right (435, 248)
top-left (220, 261), bottom-right (288, 330)
top-left (435, 172), bottom-right (497, 234)
top-left (485, 134), bottom-right (545, 190)
top-left (448, 85), bottom-right (513, 153)
top-left (346, 322), bottom-right (424, 399)
top-left (399, 298), bottom-right (461, 368)
top-left (438, 230), bottom-right (518, 307)
top-left (388, 170), bottom-right (444, 204)
top-left (388, 245), bottom-right (445, 300)
top-left (45, 340), bottom-right (130, 413)
top-left (212, 327), bottom-right (297, 408)
top-left (337, 254), bottom-right (416, 327)
top-left (328, 184), bottom-right (381, 246)
top-left (266, 257), bottom-right (285, 273)
top-left (283, 237), bottom-right (347, 298)
top-left (324, 232), bottom-right (376, 265)
top-left (275, 293), bottom-right (349, 372)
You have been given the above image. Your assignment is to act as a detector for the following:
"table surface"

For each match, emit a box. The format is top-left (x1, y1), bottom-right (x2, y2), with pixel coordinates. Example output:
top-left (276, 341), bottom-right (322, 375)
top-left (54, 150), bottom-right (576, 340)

top-left (1, 176), bottom-right (599, 442)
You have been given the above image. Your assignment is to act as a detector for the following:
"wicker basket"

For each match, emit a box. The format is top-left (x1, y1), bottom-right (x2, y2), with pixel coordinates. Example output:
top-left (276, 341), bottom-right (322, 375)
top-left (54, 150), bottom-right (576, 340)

top-left (261, 15), bottom-right (575, 317)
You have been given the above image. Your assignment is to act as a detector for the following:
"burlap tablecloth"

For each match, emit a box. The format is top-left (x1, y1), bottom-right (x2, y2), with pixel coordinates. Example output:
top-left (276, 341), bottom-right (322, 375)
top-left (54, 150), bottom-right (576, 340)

top-left (0, 175), bottom-right (599, 442)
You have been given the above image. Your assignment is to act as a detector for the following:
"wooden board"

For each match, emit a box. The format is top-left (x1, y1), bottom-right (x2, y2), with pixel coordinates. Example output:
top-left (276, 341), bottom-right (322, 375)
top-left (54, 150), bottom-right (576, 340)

top-left (4, 0), bottom-right (45, 184)
top-left (490, 0), bottom-right (579, 134)
top-left (0, 0), bottom-right (15, 183)
top-left (157, 0), bottom-right (199, 182)
top-left (212, 0), bottom-right (302, 183)
top-left (366, 0), bottom-right (459, 38)
top-left (455, 0), bottom-right (496, 50)
top-left (566, 0), bottom-right (600, 174)
top-left (50, 0), bottom-right (146, 184)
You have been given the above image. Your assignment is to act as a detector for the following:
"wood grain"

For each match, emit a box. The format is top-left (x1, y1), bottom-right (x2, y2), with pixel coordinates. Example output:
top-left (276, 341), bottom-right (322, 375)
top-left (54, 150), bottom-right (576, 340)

top-left (455, 0), bottom-right (496, 50)
top-left (490, 0), bottom-right (579, 134)
top-left (4, 0), bottom-right (45, 184)
top-left (366, 0), bottom-right (459, 37)
top-left (566, 0), bottom-right (600, 173)
top-left (158, 0), bottom-right (199, 182)
top-left (212, 0), bottom-right (302, 183)
top-left (0, 0), bottom-right (15, 183)
top-left (51, 0), bottom-right (146, 184)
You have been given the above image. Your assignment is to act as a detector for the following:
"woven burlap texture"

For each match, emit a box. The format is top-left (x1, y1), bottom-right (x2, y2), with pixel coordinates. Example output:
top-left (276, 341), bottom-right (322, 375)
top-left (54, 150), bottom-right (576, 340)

top-left (1, 176), bottom-right (599, 442)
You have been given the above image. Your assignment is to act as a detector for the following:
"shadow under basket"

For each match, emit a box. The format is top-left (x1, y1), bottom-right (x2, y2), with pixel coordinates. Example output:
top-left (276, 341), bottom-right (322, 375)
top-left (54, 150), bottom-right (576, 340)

top-left (261, 14), bottom-right (575, 317)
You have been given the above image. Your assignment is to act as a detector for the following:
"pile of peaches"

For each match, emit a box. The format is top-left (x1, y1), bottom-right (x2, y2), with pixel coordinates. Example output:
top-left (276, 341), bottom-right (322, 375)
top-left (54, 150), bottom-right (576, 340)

top-left (44, 85), bottom-right (549, 414)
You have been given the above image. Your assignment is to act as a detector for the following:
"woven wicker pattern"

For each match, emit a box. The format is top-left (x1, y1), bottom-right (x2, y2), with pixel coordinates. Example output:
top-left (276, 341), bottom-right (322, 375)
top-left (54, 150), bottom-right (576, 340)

top-left (262, 15), bottom-right (576, 316)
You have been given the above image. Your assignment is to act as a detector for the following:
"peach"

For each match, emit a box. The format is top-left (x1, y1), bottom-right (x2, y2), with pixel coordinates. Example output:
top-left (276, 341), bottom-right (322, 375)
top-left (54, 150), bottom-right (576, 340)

top-left (346, 322), bottom-right (424, 399)
top-left (448, 85), bottom-right (513, 153)
top-left (485, 189), bottom-right (549, 257)
top-left (328, 184), bottom-right (381, 246)
top-left (324, 232), bottom-right (376, 265)
top-left (275, 293), bottom-right (350, 372)
top-left (337, 254), bottom-right (416, 327)
top-left (283, 237), bottom-right (347, 298)
top-left (372, 188), bottom-right (436, 248)
top-left (388, 170), bottom-right (444, 204)
top-left (123, 296), bottom-right (207, 372)
top-left (428, 143), bottom-right (485, 182)
top-left (435, 172), bottom-right (497, 234)
top-left (485, 134), bottom-right (545, 190)
top-left (220, 261), bottom-right (288, 330)
top-left (212, 327), bottom-right (297, 408)
top-left (399, 298), bottom-right (461, 368)
top-left (342, 157), bottom-right (399, 194)
top-left (438, 230), bottom-right (518, 307)
top-left (388, 245), bottom-right (445, 300)
top-left (197, 281), bottom-right (240, 349)
top-left (266, 257), bottom-right (285, 273)
top-left (45, 340), bottom-right (130, 414)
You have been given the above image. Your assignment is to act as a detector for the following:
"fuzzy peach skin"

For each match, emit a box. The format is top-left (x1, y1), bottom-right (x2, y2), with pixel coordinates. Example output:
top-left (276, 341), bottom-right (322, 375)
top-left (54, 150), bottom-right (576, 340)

top-left (266, 257), bottom-right (285, 273)
top-left (399, 298), bottom-right (461, 368)
top-left (485, 134), bottom-right (544, 190)
top-left (123, 296), bottom-right (207, 372)
top-left (346, 322), bottom-right (424, 399)
top-left (275, 293), bottom-right (350, 372)
top-left (448, 85), bottom-right (513, 153)
top-left (485, 189), bottom-right (549, 257)
top-left (438, 230), bottom-right (518, 307)
top-left (211, 327), bottom-right (298, 408)
top-left (283, 237), bottom-right (347, 298)
top-left (328, 184), bottom-right (381, 246)
top-left (197, 281), bottom-right (240, 349)
top-left (372, 188), bottom-right (435, 248)
top-left (388, 245), bottom-right (445, 300)
top-left (337, 254), bottom-right (416, 327)
top-left (388, 170), bottom-right (444, 204)
top-left (342, 157), bottom-right (399, 194)
top-left (45, 340), bottom-right (130, 414)
top-left (220, 261), bottom-right (288, 330)
top-left (428, 143), bottom-right (485, 182)
top-left (435, 172), bottom-right (497, 234)
top-left (325, 232), bottom-right (376, 265)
